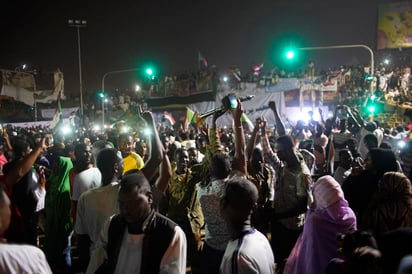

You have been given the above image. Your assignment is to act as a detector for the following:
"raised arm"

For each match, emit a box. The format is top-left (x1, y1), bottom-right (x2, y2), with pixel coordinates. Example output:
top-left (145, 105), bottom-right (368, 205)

top-left (269, 101), bottom-right (286, 136)
top-left (230, 98), bottom-right (247, 176)
top-left (246, 118), bottom-right (261, 160)
top-left (141, 111), bottom-right (163, 181)
top-left (2, 129), bottom-right (12, 152)
top-left (154, 150), bottom-right (172, 193)
top-left (4, 135), bottom-right (49, 187)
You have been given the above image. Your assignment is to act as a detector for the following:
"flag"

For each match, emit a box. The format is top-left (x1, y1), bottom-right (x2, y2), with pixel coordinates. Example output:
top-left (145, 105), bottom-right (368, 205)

top-left (162, 111), bottom-right (176, 126)
top-left (252, 62), bottom-right (264, 76)
top-left (241, 113), bottom-right (254, 132)
top-left (228, 67), bottom-right (242, 82)
top-left (185, 107), bottom-right (196, 130)
top-left (50, 91), bottom-right (62, 129)
top-left (326, 135), bottom-right (335, 174)
top-left (185, 107), bottom-right (204, 130)
top-left (198, 52), bottom-right (208, 67)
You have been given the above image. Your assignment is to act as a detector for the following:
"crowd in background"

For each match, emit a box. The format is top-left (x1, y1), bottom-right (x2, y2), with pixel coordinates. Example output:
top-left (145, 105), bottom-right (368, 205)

top-left (3, 96), bottom-right (412, 273)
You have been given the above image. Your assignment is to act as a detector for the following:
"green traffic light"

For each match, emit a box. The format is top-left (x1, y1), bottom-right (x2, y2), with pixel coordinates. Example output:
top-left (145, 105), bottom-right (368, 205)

top-left (98, 91), bottom-right (104, 98)
top-left (285, 50), bottom-right (295, 59)
top-left (145, 68), bottom-right (153, 76)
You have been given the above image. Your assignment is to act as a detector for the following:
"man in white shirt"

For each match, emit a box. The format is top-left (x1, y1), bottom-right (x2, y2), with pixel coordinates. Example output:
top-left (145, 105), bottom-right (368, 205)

top-left (75, 148), bottom-right (123, 271)
top-left (71, 143), bottom-right (102, 222)
top-left (219, 177), bottom-right (275, 274)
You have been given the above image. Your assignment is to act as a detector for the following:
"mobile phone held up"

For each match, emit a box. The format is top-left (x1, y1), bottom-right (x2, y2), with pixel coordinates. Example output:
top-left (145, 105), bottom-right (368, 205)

top-left (222, 95), bottom-right (238, 110)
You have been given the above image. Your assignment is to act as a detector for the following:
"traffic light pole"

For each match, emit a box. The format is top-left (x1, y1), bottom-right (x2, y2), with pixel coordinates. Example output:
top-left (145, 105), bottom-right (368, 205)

top-left (101, 68), bottom-right (143, 126)
top-left (298, 44), bottom-right (374, 92)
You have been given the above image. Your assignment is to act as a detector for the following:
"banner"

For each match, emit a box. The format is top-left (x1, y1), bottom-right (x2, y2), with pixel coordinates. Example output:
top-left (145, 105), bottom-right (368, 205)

top-left (41, 107), bottom-right (79, 119)
top-left (0, 69), bottom-right (65, 106)
top-left (378, 2), bottom-right (412, 49)
top-left (265, 78), bottom-right (300, 93)
top-left (0, 70), bottom-right (36, 105)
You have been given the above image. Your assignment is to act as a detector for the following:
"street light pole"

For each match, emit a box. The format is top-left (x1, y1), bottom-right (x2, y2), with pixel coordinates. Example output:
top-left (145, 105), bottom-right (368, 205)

top-left (101, 68), bottom-right (143, 125)
top-left (68, 19), bottom-right (87, 118)
top-left (298, 44), bottom-right (374, 91)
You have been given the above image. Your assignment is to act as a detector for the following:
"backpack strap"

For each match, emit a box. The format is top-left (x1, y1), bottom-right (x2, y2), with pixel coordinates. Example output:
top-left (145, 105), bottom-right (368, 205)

top-left (231, 228), bottom-right (255, 274)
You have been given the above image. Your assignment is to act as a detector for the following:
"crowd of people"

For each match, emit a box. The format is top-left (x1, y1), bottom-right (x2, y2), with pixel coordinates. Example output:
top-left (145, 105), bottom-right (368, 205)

top-left (2, 96), bottom-right (412, 273)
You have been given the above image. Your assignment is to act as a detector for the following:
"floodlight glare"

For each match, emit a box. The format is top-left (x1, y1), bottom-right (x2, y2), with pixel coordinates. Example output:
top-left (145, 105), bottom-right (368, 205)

top-left (61, 126), bottom-right (72, 135)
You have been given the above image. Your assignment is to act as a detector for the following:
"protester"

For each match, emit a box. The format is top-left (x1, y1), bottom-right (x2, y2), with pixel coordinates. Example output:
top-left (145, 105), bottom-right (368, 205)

top-left (0, 184), bottom-right (52, 273)
top-left (75, 148), bottom-right (123, 271)
top-left (361, 171), bottom-right (412, 237)
top-left (284, 175), bottom-right (357, 274)
top-left (219, 177), bottom-right (275, 273)
top-left (342, 148), bottom-right (399, 222)
top-left (87, 172), bottom-right (187, 274)
top-left (264, 101), bottom-right (312, 268)
top-left (44, 156), bottom-right (74, 273)
top-left (197, 100), bottom-right (247, 274)
top-left (71, 143), bottom-right (101, 222)
top-left (2, 135), bottom-right (50, 245)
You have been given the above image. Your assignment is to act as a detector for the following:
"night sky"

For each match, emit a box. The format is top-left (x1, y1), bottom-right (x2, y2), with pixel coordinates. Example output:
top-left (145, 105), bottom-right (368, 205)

top-left (0, 0), bottom-right (396, 97)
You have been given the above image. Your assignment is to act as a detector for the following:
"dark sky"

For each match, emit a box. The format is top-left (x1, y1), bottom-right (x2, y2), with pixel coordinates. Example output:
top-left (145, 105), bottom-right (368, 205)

top-left (0, 0), bottom-right (396, 97)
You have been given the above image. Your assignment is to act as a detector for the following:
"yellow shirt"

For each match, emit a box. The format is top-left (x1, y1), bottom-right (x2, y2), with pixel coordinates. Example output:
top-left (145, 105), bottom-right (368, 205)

top-left (123, 152), bottom-right (144, 174)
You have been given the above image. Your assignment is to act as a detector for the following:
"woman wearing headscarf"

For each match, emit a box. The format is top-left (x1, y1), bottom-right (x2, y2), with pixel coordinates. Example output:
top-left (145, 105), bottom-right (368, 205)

top-left (361, 171), bottom-right (412, 237)
top-left (283, 175), bottom-right (357, 274)
top-left (342, 148), bottom-right (398, 221)
top-left (44, 156), bottom-right (73, 273)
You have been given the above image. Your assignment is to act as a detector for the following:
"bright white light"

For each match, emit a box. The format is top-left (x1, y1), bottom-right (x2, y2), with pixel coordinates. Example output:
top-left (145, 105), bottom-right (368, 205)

top-left (398, 140), bottom-right (406, 149)
top-left (143, 128), bottom-right (152, 135)
top-left (104, 98), bottom-right (109, 103)
top-left (135, 84), bottom-right (141, 92)
top-left (22, 64), bottom-right (26, 70)
top-left (93, 125), bottom-right (100, 131)
top-left (61, 126), bottom-right (72, 135)
top-left (121, 126), bottom-right (129, 133)
top-left (384, 59), bottom-right (390, 65)
top-left (223, 76), bottom-right (228, 82)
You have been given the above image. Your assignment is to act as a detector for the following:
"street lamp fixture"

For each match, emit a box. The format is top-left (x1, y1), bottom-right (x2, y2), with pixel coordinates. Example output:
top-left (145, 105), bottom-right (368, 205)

top-left (68, 18), bottom-right (87, 118)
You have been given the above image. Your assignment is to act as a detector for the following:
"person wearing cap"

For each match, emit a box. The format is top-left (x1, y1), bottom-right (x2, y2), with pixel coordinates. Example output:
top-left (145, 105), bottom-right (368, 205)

top-left (283, 175), bottom-right (357, 274)
top-left (185, 140), bottom-right (204, 168)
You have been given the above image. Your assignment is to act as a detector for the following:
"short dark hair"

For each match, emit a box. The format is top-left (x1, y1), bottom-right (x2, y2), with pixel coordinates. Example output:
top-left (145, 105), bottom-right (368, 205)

top-left (364, 134), bottom-right (378, 144)
top-left (173, 148), bottom-right (187, 162)
top-left (276, 135), bottom-right (294, 149)
top-left (210, 153), bottom-right (231, 179)
top-left (223, 177), bottom-right (258, 212)
top-left (120, 172), bottom-right (151, 194)
top-left (97, 148), bottom-right (119, 173)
